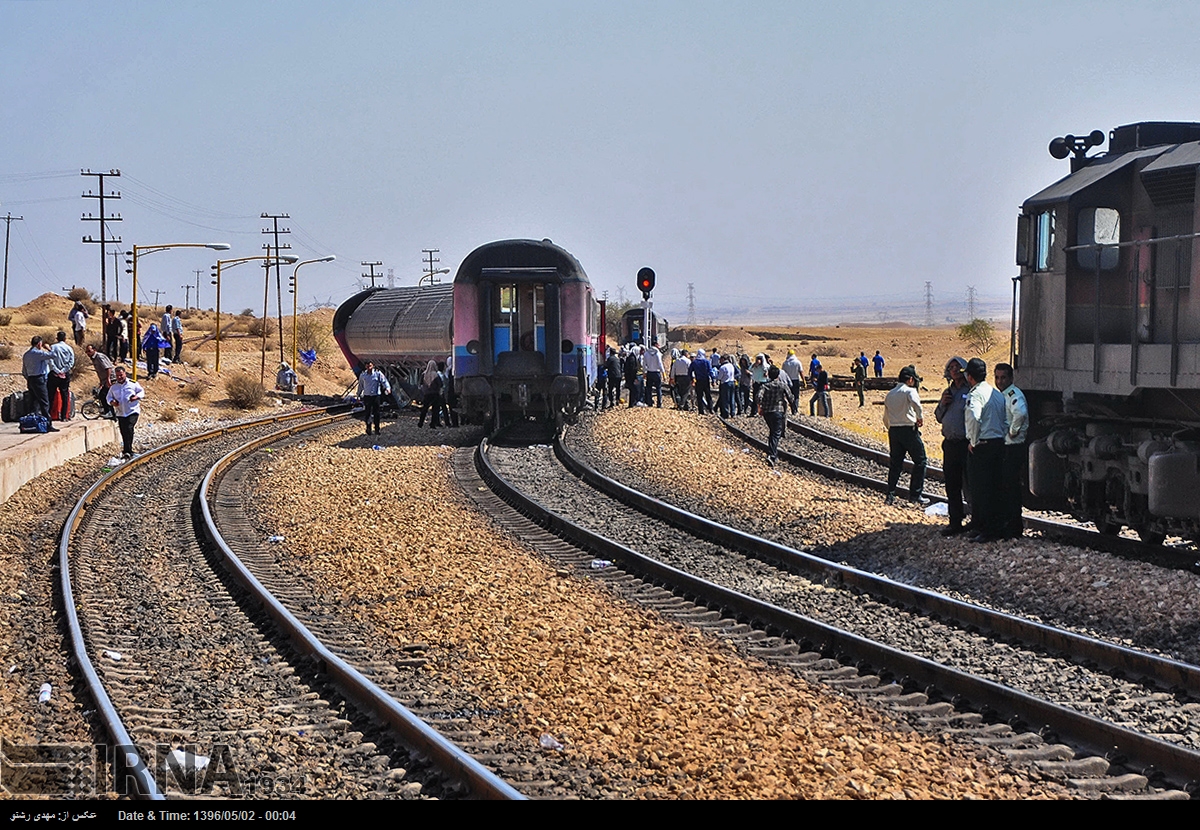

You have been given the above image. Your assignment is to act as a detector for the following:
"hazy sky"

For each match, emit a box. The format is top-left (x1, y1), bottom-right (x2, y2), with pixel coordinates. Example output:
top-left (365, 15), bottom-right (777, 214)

top-left (4, 0), bottom-right (1200, 322)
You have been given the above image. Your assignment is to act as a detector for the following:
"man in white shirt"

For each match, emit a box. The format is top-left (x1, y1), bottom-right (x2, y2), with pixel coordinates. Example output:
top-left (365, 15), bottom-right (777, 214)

top-left (882, 364), bottom-right (927, 506)
top-left (964, 357), bottom-right (1008, 542)
top-left (106, 365), bottom-right (144, 459)
top-left (994, 362), bottom-right (1028, 540)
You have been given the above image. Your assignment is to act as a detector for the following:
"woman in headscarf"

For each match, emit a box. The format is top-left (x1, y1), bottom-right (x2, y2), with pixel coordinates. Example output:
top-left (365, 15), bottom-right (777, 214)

top-left (141, 323), bottom-right (170, 380)
top-left (418, 358), bottom-right (445, 428)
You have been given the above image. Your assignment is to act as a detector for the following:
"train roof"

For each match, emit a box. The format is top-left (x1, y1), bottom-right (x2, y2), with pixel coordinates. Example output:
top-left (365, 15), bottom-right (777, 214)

top-left (1025, 121), bottom-right (1200, 210)
top-left (454, 239), bottom-right (589, 286)
top-left (333, 285), bottom-right (454, 370)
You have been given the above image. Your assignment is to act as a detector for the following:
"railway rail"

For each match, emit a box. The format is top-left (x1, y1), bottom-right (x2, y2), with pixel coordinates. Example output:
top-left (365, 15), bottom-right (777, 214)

top-left (725, 414), bottom-right (1199, 566)
top-left (59, 407), bottom-right (520, 800)
top-left (480, 428), bottom-right (1199, 797)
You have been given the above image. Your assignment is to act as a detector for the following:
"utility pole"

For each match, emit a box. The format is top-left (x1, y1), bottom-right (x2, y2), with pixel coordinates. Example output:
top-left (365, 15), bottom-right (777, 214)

top-left (924, 281), bottom-right (934, 328)
top-left (966, 285), bottom-right (977, 320)
top-left (149, 288), bottom-right (164, 311)
top-left (361, 261), bottom-right (383, 288)
top-left (686, 282), bottom-right (697, 328)
top-left (194, 269), bottom-right (203, 310)
top-left (181, 284), bottom-right (192, 310)
top-left (81, 169), bottom-right (122, 303)
top-left (261, 213), bottom-right (291, 363)
top-left (110, 250), bottom-right (122, 303)
top-left (421, 249), bottom-right (443, 285)
top-left (387, 267), bottom-right (395, 289)
top-left (2, 213), bottom-right (24, 308)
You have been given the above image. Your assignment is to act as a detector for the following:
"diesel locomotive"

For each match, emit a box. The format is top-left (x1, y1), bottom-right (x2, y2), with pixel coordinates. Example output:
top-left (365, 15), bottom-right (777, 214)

top-left (1017, 121), bottom-right (1200, 543)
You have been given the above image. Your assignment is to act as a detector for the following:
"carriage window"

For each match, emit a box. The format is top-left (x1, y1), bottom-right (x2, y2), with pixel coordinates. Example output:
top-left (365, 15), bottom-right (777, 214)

top-left (1035, 210), bottom-right (1054, 272)
top-left (491, 283), bottom-right (545, 353)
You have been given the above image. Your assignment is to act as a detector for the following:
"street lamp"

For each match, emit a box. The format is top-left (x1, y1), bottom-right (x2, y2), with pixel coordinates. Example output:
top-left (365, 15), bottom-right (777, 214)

top-left (127, 242), bottom-right (230, 380)
top-left (211, 254), bottom-right (298, 373)
top-left (289, 256), bottom-right (336, 371)
top-left (419, 268), bottom-right (450, 287)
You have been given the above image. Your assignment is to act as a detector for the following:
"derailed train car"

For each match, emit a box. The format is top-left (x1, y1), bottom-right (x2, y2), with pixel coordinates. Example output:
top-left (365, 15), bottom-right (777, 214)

top-left (453, 239), bottom-right (603, 426)
top-left (334, 238), bottom-right (603, 427)
top-left (1016, 122), bottom-right (1200, 543)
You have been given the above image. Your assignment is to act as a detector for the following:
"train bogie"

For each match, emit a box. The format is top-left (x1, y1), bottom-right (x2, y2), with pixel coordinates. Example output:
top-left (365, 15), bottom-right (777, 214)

top-left (1016, 122), bottom-right (1200, 541)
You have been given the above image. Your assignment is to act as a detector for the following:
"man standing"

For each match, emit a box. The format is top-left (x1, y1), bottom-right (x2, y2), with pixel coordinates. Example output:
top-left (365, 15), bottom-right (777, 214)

top-left (809, 367), bottom-right (831, 417)
top-left (671, 349), bottom-right (691, 410)
top-left (995, 362), bottom-right (1029, 540)
top-left (605, 347), bottom-right (623, 409)
top-left (716, 355), bottom-right (737, 418)
top-left (689, 349), bottom-right (713, 415)
top-left (161, 305), bottom-right (174, 360)
top-left (357, 361), bottom-right (391, 436)
top-left (934, 356), bottom-right (971, 536)
top-left (758, 365), bottom-right (790, 467)
top-left (851, 355), bottom-right (868, 407)
top-left (873, 350), bottom-right (886, 378)
top-left (883, 364), bottom-right (927, 505)
top-left (642, 344), bottom-right (664, 407)
top-left (172, 309), bottom-right (185, 365)
top-left (781, 350), bottom-right (803, 415)
top-left (106, 365), bottom-right (143, 459)
top-left (69, 302), bottom-right (89, 347)
top-left (964, 357), bottom-right (1008, 542)
top-left (22, 336), bottom-right (55, 425)
top-left (48, 331), bottom-right (75, 421)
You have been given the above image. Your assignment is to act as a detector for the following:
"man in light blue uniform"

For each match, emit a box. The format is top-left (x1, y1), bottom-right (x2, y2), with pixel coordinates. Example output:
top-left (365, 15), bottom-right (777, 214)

top-left (995, 363), bottom-right (1028, 540)
top-left (964, 357), bottom-right (1007, 542)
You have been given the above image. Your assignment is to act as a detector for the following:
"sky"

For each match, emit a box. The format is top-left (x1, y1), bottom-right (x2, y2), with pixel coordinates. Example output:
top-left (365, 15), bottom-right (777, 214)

top-left (4, 0), bottom-right (1200, 325)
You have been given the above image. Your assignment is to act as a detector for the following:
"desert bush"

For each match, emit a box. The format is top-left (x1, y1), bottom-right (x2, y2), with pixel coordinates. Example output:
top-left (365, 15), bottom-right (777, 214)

top-left (294, 314), bottom-right (330, 354)
top-left (25, 313), bottom-right (49, 327)
top-left (297, 361), bottom-right (312, 377)
top-left (224, 374), bottom-right (265, 409)
top-left (246, 317), bottom-right (275, 338)
top-left (159, 408), bottom-right (178, 423)
top-left (189, 354), bottom-right (207, 369)
top-left (0, 313), bottom-right (11, 326)
top-left (814, 345), bottom-right (845, 357)
top-left (70, 356), bottom-right (91, 380)
top-left (0, 344), bottom-right (12, 360)
top-left (180, 381), bottom-right (207, 401)
top-left (239, 308), bottom-right (255, 317)
top-left (67, 287), bottom-right (91, 303)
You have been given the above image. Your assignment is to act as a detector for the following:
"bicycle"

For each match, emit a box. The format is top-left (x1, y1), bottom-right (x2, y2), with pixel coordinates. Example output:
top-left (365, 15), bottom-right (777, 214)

top-left (79, 386), bottom-right (106, 420)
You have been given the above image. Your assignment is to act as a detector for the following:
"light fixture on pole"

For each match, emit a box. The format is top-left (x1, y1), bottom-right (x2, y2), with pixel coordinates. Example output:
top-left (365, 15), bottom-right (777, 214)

top-left (127, 243), bottom-right (230, 381)
top-left (289, 256), bottom-right (336, 371)
top-left (210, 254), bottom-right (298, 373)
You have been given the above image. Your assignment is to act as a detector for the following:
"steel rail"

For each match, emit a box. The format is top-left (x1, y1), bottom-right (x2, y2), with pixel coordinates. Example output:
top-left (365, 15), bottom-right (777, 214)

top-left (556, 427), bottom-right (1200, 695)
top-left (786, 414), bottom-right (947, 481)
top-left (199, 421), bottom-right (525, 801)
top-left (477, 438), bottom-right (1200, 791)
top-left (57, 405), bottom-right (348, 800)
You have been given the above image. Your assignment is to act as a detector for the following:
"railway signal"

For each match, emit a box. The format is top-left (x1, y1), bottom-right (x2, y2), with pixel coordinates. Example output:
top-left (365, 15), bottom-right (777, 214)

top-left (636, 267), bottom-right (655, 299)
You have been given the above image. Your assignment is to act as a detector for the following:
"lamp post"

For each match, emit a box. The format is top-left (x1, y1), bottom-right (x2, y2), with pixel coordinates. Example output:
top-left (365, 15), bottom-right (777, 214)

top-left (127, 242), bottom-right (230, 381)
top-left (289, 256), bottom-right (336, 371)
top-left (211, 254), bottom-right (298, 373)
top-left (419, 268), bottom-right (450, 287)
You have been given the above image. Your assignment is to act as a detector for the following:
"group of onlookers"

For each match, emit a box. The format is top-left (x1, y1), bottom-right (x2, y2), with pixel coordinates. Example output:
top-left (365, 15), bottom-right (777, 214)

top-left (884, 356), bottom-right (1028, 543)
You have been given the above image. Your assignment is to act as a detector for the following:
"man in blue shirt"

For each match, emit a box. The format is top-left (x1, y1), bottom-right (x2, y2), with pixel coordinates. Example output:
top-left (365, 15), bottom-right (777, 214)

top-left (22, 336), bottom-right (56, 427)
top-left (872, 351), bottom-right (886, 378)
top-left (964, 357), bottom-right (1007, 542)
top-left (934, 357), bottom-right (970, 536)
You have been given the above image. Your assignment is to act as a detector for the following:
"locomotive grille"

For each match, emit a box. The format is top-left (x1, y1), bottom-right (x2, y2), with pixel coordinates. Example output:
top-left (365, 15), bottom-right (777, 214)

top-left (1140, 167), bottom-right (1197, 207)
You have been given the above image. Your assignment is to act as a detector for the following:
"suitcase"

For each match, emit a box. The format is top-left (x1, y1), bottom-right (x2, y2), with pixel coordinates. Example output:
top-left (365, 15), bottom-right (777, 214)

top-left (2, 391), bottom-right (32, 423)
top-left (50, 389), bottom-right (75, 421)
top-left (18, 413), bottom-right (49, 434)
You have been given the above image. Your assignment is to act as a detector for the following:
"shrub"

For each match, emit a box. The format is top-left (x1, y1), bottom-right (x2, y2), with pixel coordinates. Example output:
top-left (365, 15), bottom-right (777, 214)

top-left (0, 313), bottom-right (10, 326)
top-left (814, 345), bottom-right (845, 357)
top-left (225, 374), bottom-right (265, 409)
top-left (0, 344), bottom-right (11, 360)
top-left (957, 318), bottom-right (997, 354)
top-left (180, 381), bottom-right (207, 401)
top-left (239, 308), bottom-right (255, 317)
top-left (297, 361), bottom-right (312, 377)
top-left (71, 356), bottom-right (91, 380)
top-left (67, 287), bottom-right (91, 303)
top-left (25, 313), bottom-right (49, 326)
top-left (189, 354), bottom-right (207, 369)
top-left (294, 314), bottom-right (330, 354)
top-left (159, 408), bottom-right (178, 422)
top-left (246, 317), bottom-right (275, 338)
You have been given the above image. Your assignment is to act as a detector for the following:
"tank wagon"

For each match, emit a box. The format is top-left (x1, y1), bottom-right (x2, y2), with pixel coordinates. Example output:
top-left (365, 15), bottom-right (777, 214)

top-left (1016, 121), bottom-right (1200, 543)
top-left (334, 239), bottom-right (603, 428)
top-left (619, 308), bottom-right (669, 349)
top-left (332, 284), bottom-right (454, 403)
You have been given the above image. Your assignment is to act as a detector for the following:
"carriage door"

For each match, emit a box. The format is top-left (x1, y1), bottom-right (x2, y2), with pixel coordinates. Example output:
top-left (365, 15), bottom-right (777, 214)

top-left (492, 284), bottom-right (546, 361)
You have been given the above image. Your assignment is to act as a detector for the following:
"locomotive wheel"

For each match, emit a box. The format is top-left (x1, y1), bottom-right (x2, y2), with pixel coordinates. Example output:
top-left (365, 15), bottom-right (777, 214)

top-left (1137, 527), bottom-right (1166, 546)
top-left (1097, 514), bottom-right (1123, 535)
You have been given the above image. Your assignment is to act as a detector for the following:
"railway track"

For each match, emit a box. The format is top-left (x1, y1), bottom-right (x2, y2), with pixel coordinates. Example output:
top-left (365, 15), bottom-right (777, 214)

top-left (724, 414), bottom-right (1199, 567)
top-left (59, 408), bottom-right (519, 800)
top-left (481, 429), bottom-right (1200, 797)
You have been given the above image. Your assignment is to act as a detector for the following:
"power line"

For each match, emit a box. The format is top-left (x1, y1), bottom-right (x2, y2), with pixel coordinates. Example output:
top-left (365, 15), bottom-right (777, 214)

top-left (81, 168), bottom-right (122, 303)
top-left (2, 213), bottom-right (24, 308)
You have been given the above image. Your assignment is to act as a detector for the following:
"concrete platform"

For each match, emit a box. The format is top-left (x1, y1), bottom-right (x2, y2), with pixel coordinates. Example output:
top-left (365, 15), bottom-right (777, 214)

top-left (0, 418), bottom-right (119, 503)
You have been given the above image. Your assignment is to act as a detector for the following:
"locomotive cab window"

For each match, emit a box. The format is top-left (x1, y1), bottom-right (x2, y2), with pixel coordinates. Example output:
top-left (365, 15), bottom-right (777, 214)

top-left (1034, 210), bottom-right (1055, 272)
top-left (1076, 207), bottom-right (1120, 270)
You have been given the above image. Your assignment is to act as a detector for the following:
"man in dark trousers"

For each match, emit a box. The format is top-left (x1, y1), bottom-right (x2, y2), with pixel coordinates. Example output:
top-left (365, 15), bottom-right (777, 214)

top-left (964, 357), bottom-right (1008, 542)
top-left (934, 356), bottom-right (970, 536)
top-left (22, 336), bottom-right (55, 425)
top-left (995, 362), bottom-right (1028, 540)
top-left (883, 365), bottom-right (926, 505)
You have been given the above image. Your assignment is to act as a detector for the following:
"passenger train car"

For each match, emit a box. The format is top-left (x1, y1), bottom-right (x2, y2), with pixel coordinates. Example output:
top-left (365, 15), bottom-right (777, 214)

top-left (334, 238), bottom-right (604, 428)
top-left (619, 308), bottom-right (669, 349)
top-left (1016, 122), bottom-right (1200, 543)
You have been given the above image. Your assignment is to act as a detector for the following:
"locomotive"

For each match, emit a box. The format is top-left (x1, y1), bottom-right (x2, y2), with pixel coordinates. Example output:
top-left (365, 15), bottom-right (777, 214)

top-left (619, 308), bottom-right (669, 349)
top-left (1017, 122), bottom-right (1200, 543)
top-left (334, 238), bottom-right (604, 428)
